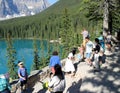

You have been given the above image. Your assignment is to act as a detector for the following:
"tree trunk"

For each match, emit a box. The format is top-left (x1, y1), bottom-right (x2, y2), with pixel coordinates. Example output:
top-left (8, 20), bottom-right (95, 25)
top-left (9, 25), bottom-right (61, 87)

top-left (103, 0), bottom-right (109, 34)
top-left (109, 13), bottom-right (112, 34)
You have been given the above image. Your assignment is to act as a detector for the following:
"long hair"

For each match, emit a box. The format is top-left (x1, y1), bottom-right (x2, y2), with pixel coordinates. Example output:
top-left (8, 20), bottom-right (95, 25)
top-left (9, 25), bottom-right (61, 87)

top-left (54, 64), bottom-right (64, 80)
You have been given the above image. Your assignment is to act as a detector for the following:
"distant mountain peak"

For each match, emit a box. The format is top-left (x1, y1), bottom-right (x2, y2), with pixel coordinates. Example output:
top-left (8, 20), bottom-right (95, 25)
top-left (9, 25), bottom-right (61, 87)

top-left (0, 0), bottom-right (50, 19)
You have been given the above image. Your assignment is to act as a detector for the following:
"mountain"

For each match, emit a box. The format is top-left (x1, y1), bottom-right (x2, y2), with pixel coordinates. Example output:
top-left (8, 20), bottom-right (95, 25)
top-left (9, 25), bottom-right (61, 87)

top-left (0, 0), bottom-right (19, 17)
top-left (0, 0), bottom-right (90, 39)
top-left (0, 0), bottom-right (50, 18)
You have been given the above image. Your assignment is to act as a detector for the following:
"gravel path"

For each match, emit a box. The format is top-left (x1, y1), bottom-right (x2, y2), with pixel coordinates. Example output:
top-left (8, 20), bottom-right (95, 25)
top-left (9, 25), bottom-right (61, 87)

top-left (30, 45), bottom-right (120, 93)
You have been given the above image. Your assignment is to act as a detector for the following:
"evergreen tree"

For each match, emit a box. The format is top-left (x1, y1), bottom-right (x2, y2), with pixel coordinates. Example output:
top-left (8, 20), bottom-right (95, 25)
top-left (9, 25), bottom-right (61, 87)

top-left (6, 32), bottom-right (17, 80)
top-left (32, 37), bottom-right (40, 70)
top-left (39, 26), bottom-right (50, 69)
top-left (80, 0), bottom-right (120, 34)
top-left (39, 40), bottom-right (46, 69)
top-left (60, 8), bottom-right (74, 58)
top-left (111, 0), bottom-right (120, 40)
top-left (45, 41), bottom-right (51, 66)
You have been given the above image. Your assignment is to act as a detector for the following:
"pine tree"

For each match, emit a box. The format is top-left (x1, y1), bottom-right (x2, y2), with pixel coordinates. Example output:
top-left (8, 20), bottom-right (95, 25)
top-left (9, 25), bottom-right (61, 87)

top-left (111, 0), bottom-right (120, 40)
top-left (80, 0), bottom-right (120, 34)
top-left (6, 32), bottom-right (17, 80)
top-left (39, 40), bottom-right (46, 69)
top-left (60, 8), bottom-right (74, 58)
top-left (45, 41), bottom-right (51, 66)
top-left (32, 37), bottom-right (40, 70)
top-left (39, 26), bottom-right (50, 69)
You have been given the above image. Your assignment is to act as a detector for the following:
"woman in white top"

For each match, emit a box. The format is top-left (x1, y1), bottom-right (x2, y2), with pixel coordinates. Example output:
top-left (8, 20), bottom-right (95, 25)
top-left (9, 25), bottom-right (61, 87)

top-left (48, 64), bottom-right (65, 93)
top-left (64, 53), bottom-right (75, 76)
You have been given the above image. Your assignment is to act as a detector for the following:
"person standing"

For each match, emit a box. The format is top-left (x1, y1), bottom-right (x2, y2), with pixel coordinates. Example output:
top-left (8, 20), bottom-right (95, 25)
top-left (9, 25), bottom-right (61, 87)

top-left (85, 36), bottom-right (94, 66)
top-left (98, 32), bottom-right (105, 51)
top-left (106, 32), bottom-right (112, 43)
top-left (64, 52), bottom-right (75, 76)
top-left (81, 28), bottom-right (89, 56)
top-left (93, 38), bottom-right (101, 52)
top-left (18, 61), bottom-right (28, 92)
top-left (0, 74), bottom-right (11, 93)
top-left (48, 64), bottom-right (65, 93)
top-left (78, 44), bottom-right (85, 61)
top-left (81, 28), bottom-right (89, 40)
top-left (92, 50), bottom-right (100, 71)
top-left (106, 32), bottom-right (112, 51)
top-left (49, 51), bottom-right (61, 74)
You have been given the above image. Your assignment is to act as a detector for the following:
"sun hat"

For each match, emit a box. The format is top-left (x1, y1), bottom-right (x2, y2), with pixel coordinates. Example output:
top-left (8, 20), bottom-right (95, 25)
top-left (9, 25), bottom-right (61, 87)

top-left (18, 61), bottom-right (23, 65)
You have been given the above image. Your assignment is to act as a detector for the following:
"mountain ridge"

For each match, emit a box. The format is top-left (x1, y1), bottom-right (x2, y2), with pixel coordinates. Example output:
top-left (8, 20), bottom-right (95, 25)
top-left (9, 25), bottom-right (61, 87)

top-left (0, 0), bottom-right (50, 19)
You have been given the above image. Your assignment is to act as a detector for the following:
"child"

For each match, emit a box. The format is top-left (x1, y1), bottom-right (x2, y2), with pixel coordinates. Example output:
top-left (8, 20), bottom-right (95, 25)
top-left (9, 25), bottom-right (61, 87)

top-left (78, 44), bottom-right (85, 61)
top-left (18, 61), bottom-right (28, 91)
top-left (98, 32), bottom-right (105, 51)
top-left (99, 51), bottom-right (106, 65)
top-left (106, 42), bottom-right (112, 52)
top-left (92, 51), bottom-right (100, 71)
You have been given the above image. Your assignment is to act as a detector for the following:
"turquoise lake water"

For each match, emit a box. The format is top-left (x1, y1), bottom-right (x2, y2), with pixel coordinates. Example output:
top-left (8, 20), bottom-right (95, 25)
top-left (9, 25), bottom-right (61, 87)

top-left (0, 39), bottom-right (53, 74)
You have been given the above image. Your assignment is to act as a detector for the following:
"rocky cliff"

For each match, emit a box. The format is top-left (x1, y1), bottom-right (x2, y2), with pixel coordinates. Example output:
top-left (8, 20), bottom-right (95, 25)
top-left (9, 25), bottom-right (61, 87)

top-left (0, 0), bottom-right (50, 18)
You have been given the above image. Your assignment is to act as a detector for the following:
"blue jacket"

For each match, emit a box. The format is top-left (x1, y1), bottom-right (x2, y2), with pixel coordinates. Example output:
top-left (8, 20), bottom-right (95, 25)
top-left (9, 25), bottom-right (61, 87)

top-left (0, 75), bottom-right (11, 92)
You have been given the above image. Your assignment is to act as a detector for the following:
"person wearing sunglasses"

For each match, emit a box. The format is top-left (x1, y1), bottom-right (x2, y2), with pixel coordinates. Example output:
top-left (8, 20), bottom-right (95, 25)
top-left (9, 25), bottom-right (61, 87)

top-left (18, 61), bottom-right (28, 92)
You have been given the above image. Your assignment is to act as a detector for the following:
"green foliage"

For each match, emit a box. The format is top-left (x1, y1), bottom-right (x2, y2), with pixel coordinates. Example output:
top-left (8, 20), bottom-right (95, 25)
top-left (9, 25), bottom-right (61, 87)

top-left (80, 0), bottom-right (103, 23)
top-left (0, 0), bottom-right (96, 51)
top-left (0, 0), bottom-right (85, 40)
top-left (6, 33), bottom-right (17, 79)
top-left (59, 8), bottom-right (74, 58)
top-left (80, 0), bottom-right (120, 33)
top-left (110, 0), bottom-right (120, 32)
top-left (1, 0), bottom-right (114, 72)
top-left (39, 41), bottom-right (50, 69)
top-left (32, 38), bottom-right (40, 70)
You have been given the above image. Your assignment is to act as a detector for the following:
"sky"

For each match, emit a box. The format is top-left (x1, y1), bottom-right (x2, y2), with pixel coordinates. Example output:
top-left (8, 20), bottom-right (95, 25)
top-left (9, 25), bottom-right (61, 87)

top-left (48, 0), bottom-right (58, 5)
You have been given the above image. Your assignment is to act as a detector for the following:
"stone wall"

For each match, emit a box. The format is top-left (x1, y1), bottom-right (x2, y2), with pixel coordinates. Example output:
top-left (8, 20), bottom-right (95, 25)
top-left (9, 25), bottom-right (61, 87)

top-left (11, 58), bottom-right (67, 93)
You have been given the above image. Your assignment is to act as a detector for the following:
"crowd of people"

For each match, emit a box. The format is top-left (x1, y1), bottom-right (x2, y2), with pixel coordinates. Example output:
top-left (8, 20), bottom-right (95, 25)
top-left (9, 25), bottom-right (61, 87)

top-left (0, 28), bottom-right (113, 93)
top-left (47, 28), bottom-right (113, 93)
top-left (78, 29), bottom-right (112, 71)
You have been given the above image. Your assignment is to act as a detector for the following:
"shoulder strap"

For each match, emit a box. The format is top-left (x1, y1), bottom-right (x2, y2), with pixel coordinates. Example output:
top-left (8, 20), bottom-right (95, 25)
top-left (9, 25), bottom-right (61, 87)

top-left (53, 80), bottom-right (61, 88)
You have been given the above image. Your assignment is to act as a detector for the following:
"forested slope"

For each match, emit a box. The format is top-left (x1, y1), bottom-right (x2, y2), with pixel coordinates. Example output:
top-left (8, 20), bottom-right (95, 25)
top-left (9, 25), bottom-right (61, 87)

top-left (0, 0), bottom-right (95, 40)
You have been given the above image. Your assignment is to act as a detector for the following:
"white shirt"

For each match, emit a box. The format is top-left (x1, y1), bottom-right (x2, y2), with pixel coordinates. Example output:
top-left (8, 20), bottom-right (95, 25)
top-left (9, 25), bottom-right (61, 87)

top-left (64, 58), bottom-right (75, 72)
top-left (85, 41), bottom-right (94, 53)
top-left (107, 35), bottom-right (112, 42)
top-left (48, 76), bottom-right (65, 92)
top-left (94, 53), bottom-right (100, 62)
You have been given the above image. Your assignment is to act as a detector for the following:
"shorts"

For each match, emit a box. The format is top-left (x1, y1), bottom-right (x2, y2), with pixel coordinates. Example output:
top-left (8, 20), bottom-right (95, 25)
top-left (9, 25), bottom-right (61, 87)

top-left (20, 80), bottom-right (27, 87)
top-left (85, 53), bottom-right (92, 59)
